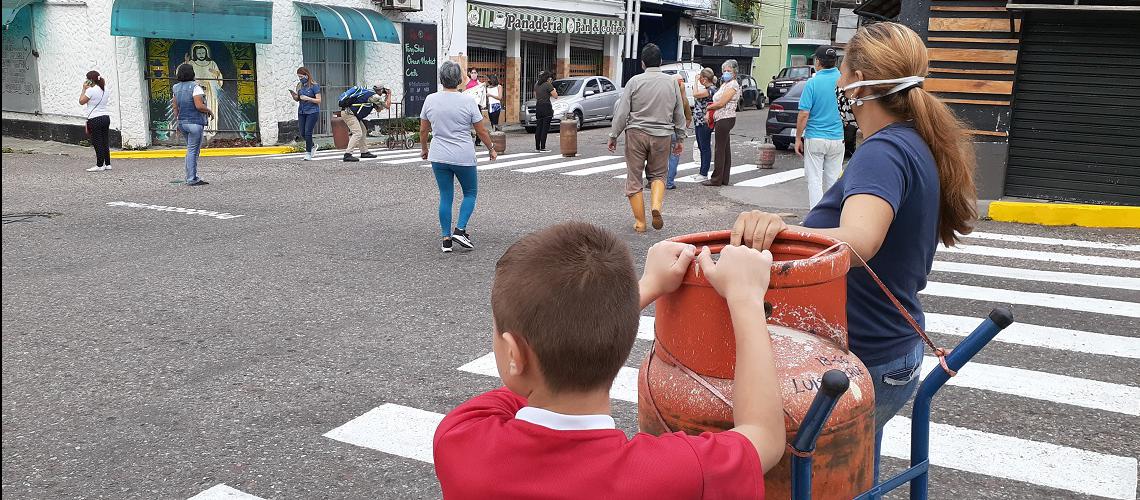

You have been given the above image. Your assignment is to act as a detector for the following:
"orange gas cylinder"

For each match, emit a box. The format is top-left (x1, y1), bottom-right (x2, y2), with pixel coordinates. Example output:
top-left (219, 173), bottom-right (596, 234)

top-left (638, 230), bottom-right (875, 499)
top-left (559, 114), bottom-right (578, 157)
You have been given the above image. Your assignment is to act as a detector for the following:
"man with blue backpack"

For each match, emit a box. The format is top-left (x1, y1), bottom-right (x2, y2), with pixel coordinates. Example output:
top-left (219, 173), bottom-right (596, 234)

top-left (338, 83), bottom-right (392, 162)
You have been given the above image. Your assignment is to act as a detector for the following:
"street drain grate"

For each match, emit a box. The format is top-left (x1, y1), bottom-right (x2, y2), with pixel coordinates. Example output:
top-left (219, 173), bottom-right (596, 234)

top-left (2, 212), bottom-right (62, 224)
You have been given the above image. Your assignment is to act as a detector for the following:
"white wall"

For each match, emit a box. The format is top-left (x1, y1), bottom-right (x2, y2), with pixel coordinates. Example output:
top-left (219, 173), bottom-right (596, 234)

top-left (3, 0), bottom-right (462, 147)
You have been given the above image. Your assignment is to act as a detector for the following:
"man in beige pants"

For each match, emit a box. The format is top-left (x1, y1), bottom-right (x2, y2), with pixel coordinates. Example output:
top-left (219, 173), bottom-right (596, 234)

top-left (341, 84), bottom-right (392, 162)
top-left (607, 44), bottom-right (687, 232)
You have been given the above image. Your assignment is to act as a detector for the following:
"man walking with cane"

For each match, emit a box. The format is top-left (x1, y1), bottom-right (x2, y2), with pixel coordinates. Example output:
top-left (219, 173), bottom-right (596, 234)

top-left (608, 44), bottom-right (687, 232)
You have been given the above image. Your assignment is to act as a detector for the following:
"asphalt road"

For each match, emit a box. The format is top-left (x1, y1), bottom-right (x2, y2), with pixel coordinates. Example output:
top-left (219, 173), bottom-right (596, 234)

top-left (3, 111), bottom-right (1139, 500)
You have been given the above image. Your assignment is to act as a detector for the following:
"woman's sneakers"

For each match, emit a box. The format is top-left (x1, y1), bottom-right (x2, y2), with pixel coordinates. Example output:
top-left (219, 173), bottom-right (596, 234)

top-left (303, 151), bottom-right (313, 161)
top-left (441, 237), bottom-right (454, 253)
top-left (86, 166), bottom-right (110, 172)
top-left (451, 228), bottom-right (474, 250)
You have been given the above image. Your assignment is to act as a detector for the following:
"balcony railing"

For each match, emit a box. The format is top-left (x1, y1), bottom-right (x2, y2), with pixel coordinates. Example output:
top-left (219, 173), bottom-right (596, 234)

top-left (788, 18), bottom-right (833, 41)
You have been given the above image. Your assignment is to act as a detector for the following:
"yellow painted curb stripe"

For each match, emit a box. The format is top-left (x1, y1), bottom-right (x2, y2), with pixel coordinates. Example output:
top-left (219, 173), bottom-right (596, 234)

top-left (110, 146), bottom-right (295, 159)
top-left (989, 201), bottom-right (1140, 229)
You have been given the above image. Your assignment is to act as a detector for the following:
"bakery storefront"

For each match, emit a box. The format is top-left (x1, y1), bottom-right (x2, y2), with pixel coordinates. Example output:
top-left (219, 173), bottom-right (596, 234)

top-left (465, 2), bottom-right (624, 124)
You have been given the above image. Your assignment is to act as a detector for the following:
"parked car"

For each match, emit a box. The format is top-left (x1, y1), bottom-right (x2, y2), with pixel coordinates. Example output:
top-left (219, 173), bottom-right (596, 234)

top-left (661, 62), bottom-right (702, 108)
top-left (737, 74), bottom-right (763, 110)
top-left (766, 65), bottom-right (815, 104)
top-left (766, 80), bottom-right (856, 157)
top-left (523, 76), bottom-right (622, 132)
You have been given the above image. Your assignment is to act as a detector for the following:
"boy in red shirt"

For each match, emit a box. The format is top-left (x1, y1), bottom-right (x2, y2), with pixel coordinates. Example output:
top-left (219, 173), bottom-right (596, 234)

top-left (433, 222), bottom-right (786, 499)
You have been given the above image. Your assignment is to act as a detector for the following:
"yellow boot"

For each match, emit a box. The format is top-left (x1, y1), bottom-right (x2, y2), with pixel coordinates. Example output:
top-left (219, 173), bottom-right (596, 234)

top-left (629, 194), bottom-right (647, 233)
top-left (650, 179), bottom-right (665, 230)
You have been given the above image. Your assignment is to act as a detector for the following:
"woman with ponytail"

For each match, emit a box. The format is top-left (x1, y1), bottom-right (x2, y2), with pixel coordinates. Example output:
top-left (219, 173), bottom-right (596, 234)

top-left (79, 70), bottom-right (112, 172)
top-left (725, 22), bottom-right (976, 480)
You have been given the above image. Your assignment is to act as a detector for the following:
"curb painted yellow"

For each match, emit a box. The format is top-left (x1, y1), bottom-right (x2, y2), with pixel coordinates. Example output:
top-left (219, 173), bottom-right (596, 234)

top-left (110, 146), bottom-right (295, 159)
top-left (988, 201), bottom-right (1140, 229)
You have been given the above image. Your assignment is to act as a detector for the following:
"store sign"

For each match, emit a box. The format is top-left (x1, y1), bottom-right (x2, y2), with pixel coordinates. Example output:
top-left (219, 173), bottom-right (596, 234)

top-left (661, 0), bottom-right (714, 10)
top-left (467, 4), bottom-right (625, 35)
top-left (403, 23), bottom-right (438, 117)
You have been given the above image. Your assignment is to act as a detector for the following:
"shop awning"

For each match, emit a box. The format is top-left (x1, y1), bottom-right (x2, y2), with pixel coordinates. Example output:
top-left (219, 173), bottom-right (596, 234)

top-left (110, 0), bottom-right (273, 44)
top-left (295, 2), bottom-right (399, 43)
top-left (3, 0), bottom-right (42, 27)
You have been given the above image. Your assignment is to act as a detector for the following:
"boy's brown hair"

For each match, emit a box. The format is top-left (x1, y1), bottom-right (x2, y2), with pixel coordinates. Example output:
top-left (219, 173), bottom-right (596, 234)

top-left (491, 222), bottom-right (640, 393)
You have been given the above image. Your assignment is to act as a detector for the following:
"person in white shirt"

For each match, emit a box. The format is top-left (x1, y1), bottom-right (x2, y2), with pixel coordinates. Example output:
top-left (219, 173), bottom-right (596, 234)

top-left (486, 76), bottom-right (503, 131)
top-left (79, 70), bottom-right (112, 172)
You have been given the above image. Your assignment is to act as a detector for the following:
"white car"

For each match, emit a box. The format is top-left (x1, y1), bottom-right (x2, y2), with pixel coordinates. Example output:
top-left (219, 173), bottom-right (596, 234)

top-left (660, 62), bottom-right (703, 108)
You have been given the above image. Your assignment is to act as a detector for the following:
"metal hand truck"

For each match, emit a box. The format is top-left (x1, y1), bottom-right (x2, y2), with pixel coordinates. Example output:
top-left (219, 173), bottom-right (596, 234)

top-left (790, 307), bottom-right (1015, 500)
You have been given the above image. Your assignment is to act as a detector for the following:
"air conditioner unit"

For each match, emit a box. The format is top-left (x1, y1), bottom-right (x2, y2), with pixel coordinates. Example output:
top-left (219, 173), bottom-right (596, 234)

top-left (375, 0), bottom-right (422, 12)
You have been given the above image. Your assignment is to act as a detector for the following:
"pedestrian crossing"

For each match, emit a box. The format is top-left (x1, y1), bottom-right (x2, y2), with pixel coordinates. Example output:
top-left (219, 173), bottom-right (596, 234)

top-left (271, 230), bottom-right (1140, 500)
top-left (245, 148), bottom-right (817, 189)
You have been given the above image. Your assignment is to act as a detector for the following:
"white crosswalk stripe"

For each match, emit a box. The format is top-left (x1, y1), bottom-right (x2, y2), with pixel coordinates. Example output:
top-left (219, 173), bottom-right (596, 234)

top-left (313, 229), bottom-right (1139, 500)
top-left (676, 164), bottom-right (758, 182)
top-left (188, 484), bottom-right (266, 500)
top-left (562, 161), bottom-right (633, 176)
top-left (734, 168), bottom-right (805, 188)
top-left (614, 164), bottom-right (700, 179)
top-left (477, 154), bottom-right (567, 171)
top-left (514, 155), bottom-right (621, 173)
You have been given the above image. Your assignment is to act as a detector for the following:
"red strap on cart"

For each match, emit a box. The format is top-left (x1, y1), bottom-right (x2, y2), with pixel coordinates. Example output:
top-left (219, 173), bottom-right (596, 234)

top-left (811, 242), bottom-right (956, 377)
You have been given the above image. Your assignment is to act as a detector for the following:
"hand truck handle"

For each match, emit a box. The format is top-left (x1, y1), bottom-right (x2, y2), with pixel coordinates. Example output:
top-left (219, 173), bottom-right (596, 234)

top-left (790, 369), bottom-right (850, 500)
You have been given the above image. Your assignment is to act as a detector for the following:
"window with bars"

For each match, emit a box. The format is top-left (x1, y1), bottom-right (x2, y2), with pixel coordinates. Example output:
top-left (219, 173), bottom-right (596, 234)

top-left (569, 47), bottom-right (603, 77)
top-left (468, 47), bottom-right (506, 82)
top-left (302, 18), bottom-right (356, 136)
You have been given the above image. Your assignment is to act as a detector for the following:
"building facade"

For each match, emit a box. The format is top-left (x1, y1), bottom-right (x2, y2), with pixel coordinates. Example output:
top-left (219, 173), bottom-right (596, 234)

top-left (1, 0), bottom-right (466, 148)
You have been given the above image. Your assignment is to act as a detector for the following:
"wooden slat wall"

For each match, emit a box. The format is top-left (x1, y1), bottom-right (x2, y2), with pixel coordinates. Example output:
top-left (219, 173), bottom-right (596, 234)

top-left (925, 0), bottom-right (1020, 140)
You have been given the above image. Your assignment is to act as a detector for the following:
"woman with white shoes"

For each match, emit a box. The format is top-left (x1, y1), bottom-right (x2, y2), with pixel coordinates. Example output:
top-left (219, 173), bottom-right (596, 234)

top-left (80, 71), bottom-right (112, 172)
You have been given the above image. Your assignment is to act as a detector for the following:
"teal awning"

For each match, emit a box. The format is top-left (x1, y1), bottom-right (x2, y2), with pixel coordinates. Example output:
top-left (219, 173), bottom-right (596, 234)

top-left (3, 0), bottom-right (42, 27)
top-left (110, 0), bottom-right (273, 44)
top-left (295, 2), bottom-right (399, 43)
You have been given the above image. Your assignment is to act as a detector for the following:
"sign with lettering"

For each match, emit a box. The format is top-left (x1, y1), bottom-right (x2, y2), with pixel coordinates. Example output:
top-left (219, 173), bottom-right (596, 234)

top-left (1, 6), bottom-right (41, 113)
top-left (466, 4), bottom-right (625, 36)
top-left (402, 23), bottom-right (437, 117)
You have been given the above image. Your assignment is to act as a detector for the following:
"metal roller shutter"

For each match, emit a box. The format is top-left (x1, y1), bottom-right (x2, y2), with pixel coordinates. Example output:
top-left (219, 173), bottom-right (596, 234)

top-left (467, 27), bottom-right (507, 50)
top-left (1005, 11), bottom-right (1140, 205)
top-left (569, 34), bottom-right (604, 51)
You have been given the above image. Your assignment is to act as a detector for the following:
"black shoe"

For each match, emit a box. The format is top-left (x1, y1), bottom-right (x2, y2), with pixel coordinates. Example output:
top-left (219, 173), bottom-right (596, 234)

top-left (700, 180), bottom-right (718, 186)
top-left (452, 228), bottom-right (474, 250)
top-left (360, 151), bottom-right (377, 159)
top-left (188, 179), bottom-right (209, 186)
top-left (441, 237), bottom-right (453, 253)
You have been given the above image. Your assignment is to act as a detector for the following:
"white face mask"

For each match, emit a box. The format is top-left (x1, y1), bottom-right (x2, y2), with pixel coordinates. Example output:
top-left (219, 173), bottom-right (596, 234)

top-left (838, 76), bottom-right (925, 107)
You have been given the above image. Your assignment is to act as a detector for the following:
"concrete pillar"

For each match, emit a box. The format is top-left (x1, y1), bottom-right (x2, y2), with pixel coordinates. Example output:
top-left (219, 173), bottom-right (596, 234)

top-left (604, 35), bottom-right (620, 80)
top-left (506, 30), bottom-right (522, 125)
top-left (556, 33), bottom-right (571, 79)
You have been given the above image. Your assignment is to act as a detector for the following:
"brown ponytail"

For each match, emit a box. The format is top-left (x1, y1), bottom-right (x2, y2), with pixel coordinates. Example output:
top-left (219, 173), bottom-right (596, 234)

top-left (846, 23), bottom-right (977, 247)
top-left (86, 70), bottom-right (106, 91)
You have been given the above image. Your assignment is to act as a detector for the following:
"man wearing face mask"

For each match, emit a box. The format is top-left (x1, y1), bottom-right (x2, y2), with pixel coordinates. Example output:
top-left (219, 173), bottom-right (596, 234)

top-left (797, 46), bottom-right (845, 208)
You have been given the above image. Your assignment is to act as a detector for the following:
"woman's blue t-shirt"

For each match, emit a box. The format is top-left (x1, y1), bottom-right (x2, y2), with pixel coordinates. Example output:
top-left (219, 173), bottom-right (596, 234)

top-left (298, 83), bottom-right (321, 115)
top-left (803, 122), bottom-right (940, 367)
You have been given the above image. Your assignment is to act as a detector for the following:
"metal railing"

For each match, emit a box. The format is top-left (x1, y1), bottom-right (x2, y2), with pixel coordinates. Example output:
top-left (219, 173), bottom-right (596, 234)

top-left (788, 18), bottom-right (833, 40)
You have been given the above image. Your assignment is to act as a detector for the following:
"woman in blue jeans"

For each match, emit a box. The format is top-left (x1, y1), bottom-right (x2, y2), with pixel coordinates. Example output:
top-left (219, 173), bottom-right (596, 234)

top-left (688, 68), bottom-right (717, 182)
top-left (171, 63), bottom-right (214, 186)
top-left (419, 60), bottom-right (498, 253)
top-left (290, 66), bottom-right (321, 160)
top-left (727, 23), bottom-right (978, 483)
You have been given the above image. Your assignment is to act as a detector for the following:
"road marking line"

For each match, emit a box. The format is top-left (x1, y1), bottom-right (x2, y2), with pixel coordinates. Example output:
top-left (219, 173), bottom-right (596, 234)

top-left (963, 231), bottom-right (1140, 252)
top-left (477, 154), bottom-right (566, 170)
top-left (324, 404), bottom-right (443, 464)
top-left (357, 151), bottom-right (441, 162)
top-left (383, 151), bottom-right (490, 165)
top-left (514, 155), bottom-right (621, 173)
top-left (676, 164), bottom-right (758, 182)
top-left (930, 261), bottom-right (1140, 291)
top-left (921, 281), bottom-right (1139, 317)
top-left (938, 244), bottom-right (1140, 269)
top-left (187, 484), bottom-right (266, 500)
top-left (106, 201), bottom-right (244, 220)
top-left (615, 164), bottom-right (699, 179)
top-left (311, 150), bottom-right (420, 162)
top-left (925, 312), bottom-right (1140, 359)
top-left (882, 417), bottom-right (1138, 500)
top-left (639, 313), bottom-right (1140, 359)
top-left (919, 356), bottom-right (1140, 415)
top-left (459, 353), bottom-right (639, 403)
top-left (734, 168), bottom-right (805, 188)
top-left (563, 161), bottom-right (634, 176)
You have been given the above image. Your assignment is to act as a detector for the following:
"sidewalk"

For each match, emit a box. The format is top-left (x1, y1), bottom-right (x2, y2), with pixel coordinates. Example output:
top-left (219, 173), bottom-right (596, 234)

top-left (2, 137), bottom-right (93, 157)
